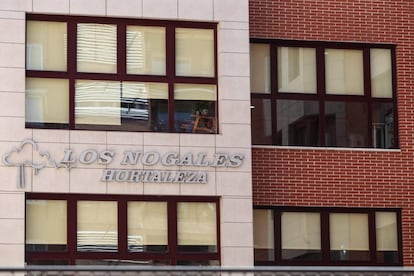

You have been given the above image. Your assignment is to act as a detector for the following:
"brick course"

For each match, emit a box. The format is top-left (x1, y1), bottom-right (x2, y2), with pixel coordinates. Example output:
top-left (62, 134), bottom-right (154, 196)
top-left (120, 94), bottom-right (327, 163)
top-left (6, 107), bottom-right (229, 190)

top-left (249, 0), bottom-right (414, 266)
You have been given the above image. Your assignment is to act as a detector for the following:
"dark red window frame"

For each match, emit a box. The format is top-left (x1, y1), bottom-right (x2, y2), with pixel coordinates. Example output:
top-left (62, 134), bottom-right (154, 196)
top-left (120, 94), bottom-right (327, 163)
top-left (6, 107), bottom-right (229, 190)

top-left (25, 193), bottom-right (221, 265)
top-left (250, 39), bottom-right (398, 148)
top-left (254, 206), bottom-right (403, 266)
top-left (26, 14), bottom-right (218, 133)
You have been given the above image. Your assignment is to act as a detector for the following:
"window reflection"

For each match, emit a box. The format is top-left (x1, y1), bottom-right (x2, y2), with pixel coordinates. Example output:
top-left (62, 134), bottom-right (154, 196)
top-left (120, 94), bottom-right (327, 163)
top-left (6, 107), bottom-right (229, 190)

top-left (325, 102), bottom-right (368, 147)
top-left (277, 100), bottom-right (319, 146)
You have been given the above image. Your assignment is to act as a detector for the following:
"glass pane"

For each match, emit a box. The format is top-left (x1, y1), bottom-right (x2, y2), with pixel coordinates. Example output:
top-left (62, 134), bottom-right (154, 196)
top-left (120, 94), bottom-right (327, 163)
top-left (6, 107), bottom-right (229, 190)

top-left (177, 202), bottom-right (217, 253)
top-left (277, 100), bottom-right (319, 146)
top-left (278, 47), bottom-right (316, 93)
top-left (128, 202), bottom-right (168, 252)
top-left (77, 23), bottom-right (117, 73)
top-left (27, 260), bottom-right (69, 265)
top-left (376, 212), bottom-right (399, 264)
top-left (27, 21), bottom-right (67, 71)
top-left (325, 49), bottom-right (364, 95)
top-left (75, 80), bottom-right (121, 126)
top-left (250, 44), bottom-right (270, 93)
top-left (176, 28), bottom-right (214, 77)
top-left (76, 259), bottom-right (169, 266)
top-left (177, 260), bottom-right (220, 266)
top-left (77, 201), bottom-right (117, 252)
top-left (372, 103), bottom-right (394, 149)
top-left (376, 212), bottom-right (397, 251)
top-left (174, 84), bottom-right (217, 133)
top-left (127, 26), bottom-right (166, 75)
top-left (325, 101), bottom-right (368, 147)
top-left (281, 212), bottom-right (321, 260)
top-left (26, 78), bottom-right (69, 125)
top-left (253, 209), bottom-right (275, 262)
top-left (26, 200), bottom-right (67, 252)
top-left (251, 98), bottom-right (272, 145)
top-left (121, 82), bottom-right (168, 131)
top-left (330, 213), bottom-right (369, 261)
top-left (371, 49), bottom-right (392, 98)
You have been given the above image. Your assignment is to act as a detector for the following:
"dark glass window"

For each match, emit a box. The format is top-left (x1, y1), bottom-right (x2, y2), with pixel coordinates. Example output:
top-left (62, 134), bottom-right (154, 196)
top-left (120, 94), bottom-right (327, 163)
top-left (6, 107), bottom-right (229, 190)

top-left (250, 41), bottom-right (397, 148)
top-left (26, 14), bottom-right (217, 134)
top-left (25, 194), bottom-right (220, 265)
top-left (253, 207), bottom-right (402, 266)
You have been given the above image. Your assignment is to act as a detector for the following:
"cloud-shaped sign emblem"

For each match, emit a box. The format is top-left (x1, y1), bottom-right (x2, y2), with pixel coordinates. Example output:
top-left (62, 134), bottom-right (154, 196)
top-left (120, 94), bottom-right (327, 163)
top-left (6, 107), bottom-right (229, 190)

top-left (2, 139), bottom-right (54, 175)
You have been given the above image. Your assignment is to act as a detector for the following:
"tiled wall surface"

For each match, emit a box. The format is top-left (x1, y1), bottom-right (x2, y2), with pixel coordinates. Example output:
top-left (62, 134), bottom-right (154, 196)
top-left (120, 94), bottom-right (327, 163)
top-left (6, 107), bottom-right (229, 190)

top-left (0, 0), bottom-right (252, 266)
top-left (249, 0), bottom-right (414, 266)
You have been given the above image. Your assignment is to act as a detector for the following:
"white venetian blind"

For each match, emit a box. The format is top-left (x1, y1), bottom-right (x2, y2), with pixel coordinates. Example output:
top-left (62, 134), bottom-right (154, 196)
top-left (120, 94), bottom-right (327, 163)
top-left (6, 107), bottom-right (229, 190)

top-left (253, 209), bottom-right (274, 249)
top-left (75, 80), bottom-right (121, 125)
top-left (128, 202), bottom-right (168, 246)
top-left (174, 84), bottom-right (216, 101)
top-left (77, 201), bottom-right (118, 247)
top-left (376, 212), bottom-right (398, 251)
top-left (278, 47), bottom-right (316, 94)
top-left (122, 82), bottom-right (168, 99)
top-left (26, 20), bottom-right (67, 71)
top-left (330, 213), bottom-right (369, 250)
top-left (26, 200), bottom-right (67, 245)
top-left (26, 78), bottom-right (69, 124)
top-left (325, 49), bottom-right (364, 95)
top-left (281, 212), bottom-right (321, 250)
top-left (250, 43), bottom-right (271, 93)
top-left (77, 23), bottom-right (117, 73)
top-left (371, 48), bottom-right (392, 98)
top-left (127, 26), bottom-right (166, 75)
top-left (176, 28), bottom-right (215, 77)
top-left (177, 202), bottom-right (217, 246)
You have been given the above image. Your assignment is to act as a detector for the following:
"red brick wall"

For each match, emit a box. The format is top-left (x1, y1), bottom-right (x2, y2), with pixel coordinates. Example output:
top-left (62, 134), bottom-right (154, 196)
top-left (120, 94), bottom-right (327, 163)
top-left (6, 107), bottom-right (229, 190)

top-left (249, 0), bottom-right (414, 266)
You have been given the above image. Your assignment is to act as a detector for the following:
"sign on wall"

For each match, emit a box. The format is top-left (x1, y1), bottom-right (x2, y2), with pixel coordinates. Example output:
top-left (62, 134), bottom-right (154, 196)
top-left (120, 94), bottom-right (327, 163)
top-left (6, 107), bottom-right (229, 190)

top-left (2, 139), bottom-right (245, 187)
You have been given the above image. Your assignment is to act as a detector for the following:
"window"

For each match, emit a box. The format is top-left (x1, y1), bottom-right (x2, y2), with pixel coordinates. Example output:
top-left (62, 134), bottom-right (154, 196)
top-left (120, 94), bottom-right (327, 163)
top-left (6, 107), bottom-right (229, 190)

top-left (25, 194), bottom-right (220, 265)
top-left (26, 14), bottom-right (217, 134)
top-left (253, 207), bottom-right (401, 266)
top-left (250, 40), bottom-right (397, 148)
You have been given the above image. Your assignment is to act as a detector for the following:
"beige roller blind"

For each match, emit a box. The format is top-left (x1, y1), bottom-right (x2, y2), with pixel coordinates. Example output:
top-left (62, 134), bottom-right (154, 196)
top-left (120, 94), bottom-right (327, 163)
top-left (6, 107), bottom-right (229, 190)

top-left (330, 213), bottom-right (369, 250)
top-left (26, 78), bottom-right (69, 124)
top-left (174, 84), bottom-right (216, 101)
top-left (281, 212), bottom-right (321, 250)
top-left (177, 202), bottom-right (217, 246)
top-left (253, 209), bottom-right (274, 249)
top-left (128, 202), bottom-right (168, 246)
top-left (77, 201), bottom-right (117, 247)
top-left (371, 49), bottom-right (392, 98)
top-left (176, 28), bottom-right (214, 77)
top-left (250, 43), bottom-right (271, 94)
top-left (325, 49), bottom-right (364, 95)
top-left (26, 200), bottom-right (67, 245)
top-left (376, 212), bottom-right (398, 251)
top-left (127, 26), bottom-right (166, 75)
top-left (122, 82), bottom-right (168, 99)
top-left (26, 21), bottom-right (67, 71)
top-left (75, 80), bottom-right (121, 125)
top-left (278, 47), bottom-right (316, 94)
top-left (77, 23), bottom-right (117, 73)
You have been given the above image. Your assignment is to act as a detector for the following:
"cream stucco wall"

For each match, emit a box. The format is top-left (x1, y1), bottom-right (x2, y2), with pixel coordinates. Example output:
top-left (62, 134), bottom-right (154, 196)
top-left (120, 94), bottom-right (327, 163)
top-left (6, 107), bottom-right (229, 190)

top-left (0, 0), bottom-right (252, 266)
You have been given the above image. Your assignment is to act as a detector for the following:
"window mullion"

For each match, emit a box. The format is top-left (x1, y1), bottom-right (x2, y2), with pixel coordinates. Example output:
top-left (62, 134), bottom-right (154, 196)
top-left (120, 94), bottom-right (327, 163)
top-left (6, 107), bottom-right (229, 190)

top-left (316, 46), bottom-right (326, 146)
top-left (320, 210), bottom-right (330, 263)
top-left (67, 197), bottom-right (77, 264)
top-left (68, 19), bottom-right (77, 129)
top-left (364, 48), bottom-right (374, 147)
top-left (166, 25), bottom-right (175, 132)
top-left (117, 22), bottom-right (126, 79)
top-left (369, 211), bottom-right (377, 264)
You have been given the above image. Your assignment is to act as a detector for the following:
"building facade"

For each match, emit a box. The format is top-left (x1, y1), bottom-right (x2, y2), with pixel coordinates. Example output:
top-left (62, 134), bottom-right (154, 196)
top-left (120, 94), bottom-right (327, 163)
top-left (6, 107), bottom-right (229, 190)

top-left (0, 0), bottom-right (413, 268)
top-left (0, 0), bottom-right (252, 266)
top-left (250, 0), bottom-right (414, 267)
